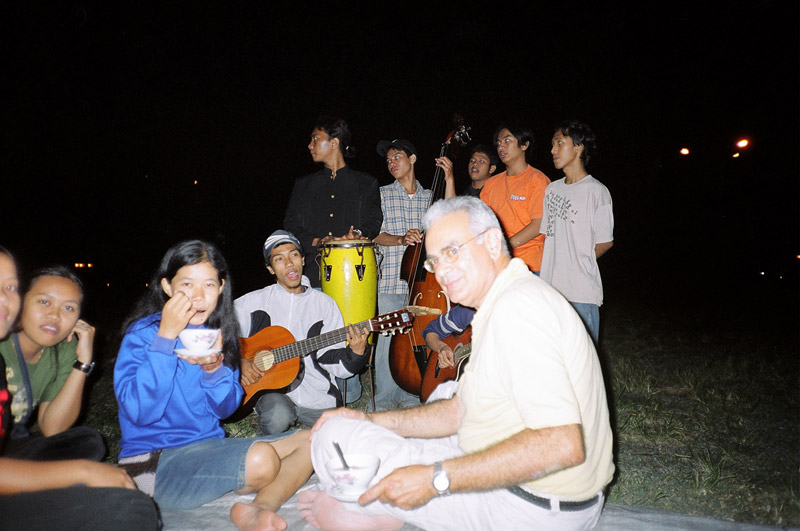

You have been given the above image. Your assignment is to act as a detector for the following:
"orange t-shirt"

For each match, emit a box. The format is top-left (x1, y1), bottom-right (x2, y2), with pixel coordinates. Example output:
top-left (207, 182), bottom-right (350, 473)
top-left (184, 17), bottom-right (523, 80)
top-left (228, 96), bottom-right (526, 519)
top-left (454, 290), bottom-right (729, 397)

top-left (480, 165), bottom-right (551, 271)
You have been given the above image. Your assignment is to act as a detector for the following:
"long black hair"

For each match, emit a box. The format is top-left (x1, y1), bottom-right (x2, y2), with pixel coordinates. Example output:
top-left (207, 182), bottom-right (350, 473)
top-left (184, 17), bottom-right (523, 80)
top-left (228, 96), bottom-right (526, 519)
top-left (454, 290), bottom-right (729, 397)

top-left (120, 240), bottom-right (241, 369)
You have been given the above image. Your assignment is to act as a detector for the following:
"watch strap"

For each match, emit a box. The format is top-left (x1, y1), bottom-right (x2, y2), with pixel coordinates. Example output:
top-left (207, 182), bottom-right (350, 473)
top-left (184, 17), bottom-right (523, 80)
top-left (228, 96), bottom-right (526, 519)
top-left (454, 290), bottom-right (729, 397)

top-left (73, 360), bottom-right (95, 376)
top-left (433, 461), bottom-right (451, 496)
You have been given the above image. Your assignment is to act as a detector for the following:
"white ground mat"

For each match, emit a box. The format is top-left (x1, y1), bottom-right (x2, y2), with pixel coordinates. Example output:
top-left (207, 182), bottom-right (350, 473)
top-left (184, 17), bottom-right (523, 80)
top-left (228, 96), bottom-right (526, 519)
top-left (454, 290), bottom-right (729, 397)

top-left (160, 478), bottom-right (792, 531)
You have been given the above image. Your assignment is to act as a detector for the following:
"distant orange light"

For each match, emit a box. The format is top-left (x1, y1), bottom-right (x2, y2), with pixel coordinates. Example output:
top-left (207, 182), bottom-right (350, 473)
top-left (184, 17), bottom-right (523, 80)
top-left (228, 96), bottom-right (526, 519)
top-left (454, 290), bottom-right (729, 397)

top-left (87, 263), bottom-right (93, 268)
top-left (194, 180), bottom-right (198, 185)
top-left (732, 153), bottom-right (740, 158)
top-left (736, 139), bottom-right (749, 148)
top-left (680, 148), bottom-right (690, 155)
top-left (106, 283), bottom-right (111, 287)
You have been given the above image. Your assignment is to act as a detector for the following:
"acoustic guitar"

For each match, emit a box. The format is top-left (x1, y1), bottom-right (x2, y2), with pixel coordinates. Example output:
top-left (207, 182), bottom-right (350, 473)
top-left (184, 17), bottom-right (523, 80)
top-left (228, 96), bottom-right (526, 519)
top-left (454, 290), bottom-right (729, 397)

top-left (419, 342), bottom-right (471, 402)
top-left (237, 310), bottom-right (413, 411)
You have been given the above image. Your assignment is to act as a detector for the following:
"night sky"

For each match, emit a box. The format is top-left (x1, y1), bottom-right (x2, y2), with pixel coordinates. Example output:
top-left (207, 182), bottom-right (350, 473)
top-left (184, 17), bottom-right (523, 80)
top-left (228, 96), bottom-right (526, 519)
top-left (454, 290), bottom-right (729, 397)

top-left (4, 2), bottom-right (798, 328)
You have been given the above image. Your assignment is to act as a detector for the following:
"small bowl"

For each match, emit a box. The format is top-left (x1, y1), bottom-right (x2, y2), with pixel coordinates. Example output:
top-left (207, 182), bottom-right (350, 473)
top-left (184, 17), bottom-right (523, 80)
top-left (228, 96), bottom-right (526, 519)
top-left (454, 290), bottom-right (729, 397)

top-left (178, 328), bottom-right (220, 354)
top-left (324, 453), bottom-right (380, 496)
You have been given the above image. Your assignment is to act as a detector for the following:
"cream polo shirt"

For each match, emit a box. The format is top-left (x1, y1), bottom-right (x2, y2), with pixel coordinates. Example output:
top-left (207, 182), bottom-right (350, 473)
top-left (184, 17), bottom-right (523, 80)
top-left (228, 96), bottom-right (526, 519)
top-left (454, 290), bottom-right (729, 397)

top-left (456, 258), bottom-right (614, 500)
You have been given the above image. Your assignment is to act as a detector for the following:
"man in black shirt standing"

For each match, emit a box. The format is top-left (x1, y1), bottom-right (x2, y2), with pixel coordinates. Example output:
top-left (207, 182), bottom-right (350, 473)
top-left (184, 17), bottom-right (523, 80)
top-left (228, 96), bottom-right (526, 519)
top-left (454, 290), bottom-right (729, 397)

top-left (283, 116), bottom-right (382, 403)
top-left (284, 116), bottom-right (383, 289)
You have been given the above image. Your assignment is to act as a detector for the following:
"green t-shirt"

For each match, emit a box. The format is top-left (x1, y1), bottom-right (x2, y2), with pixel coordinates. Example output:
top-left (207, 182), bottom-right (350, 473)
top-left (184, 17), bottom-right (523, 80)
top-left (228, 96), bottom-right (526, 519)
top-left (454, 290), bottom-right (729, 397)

top-left (0, 334), bottom-right (77, 425)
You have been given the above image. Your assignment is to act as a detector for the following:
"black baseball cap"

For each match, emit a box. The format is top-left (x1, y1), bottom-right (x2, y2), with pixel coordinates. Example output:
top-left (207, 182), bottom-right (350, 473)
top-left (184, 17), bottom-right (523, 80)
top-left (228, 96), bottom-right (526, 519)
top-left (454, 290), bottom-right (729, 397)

top-left (376, 139), bottom-right (418, 158)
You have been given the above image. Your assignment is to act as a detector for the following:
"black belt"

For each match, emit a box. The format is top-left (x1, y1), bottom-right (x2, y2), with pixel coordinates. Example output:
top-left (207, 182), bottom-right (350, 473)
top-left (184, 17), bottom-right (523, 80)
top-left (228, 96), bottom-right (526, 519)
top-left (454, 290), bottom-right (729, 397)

top-left (507, 486), bottom-right (599, 512)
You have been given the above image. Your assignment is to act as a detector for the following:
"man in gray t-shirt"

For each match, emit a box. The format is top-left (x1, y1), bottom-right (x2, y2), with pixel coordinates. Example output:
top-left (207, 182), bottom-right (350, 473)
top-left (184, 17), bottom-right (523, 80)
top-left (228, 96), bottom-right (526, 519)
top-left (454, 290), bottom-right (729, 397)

top-left (541, 121), bottom-right (614, 343)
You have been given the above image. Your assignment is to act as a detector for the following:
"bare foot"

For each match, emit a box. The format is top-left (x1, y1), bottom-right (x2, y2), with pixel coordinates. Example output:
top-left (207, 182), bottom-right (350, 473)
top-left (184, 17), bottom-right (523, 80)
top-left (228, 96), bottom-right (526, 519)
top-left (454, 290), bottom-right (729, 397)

top-left (297, 489), bottom-right (402, 531)
top-left (230, 501), bottom-right (287, 531)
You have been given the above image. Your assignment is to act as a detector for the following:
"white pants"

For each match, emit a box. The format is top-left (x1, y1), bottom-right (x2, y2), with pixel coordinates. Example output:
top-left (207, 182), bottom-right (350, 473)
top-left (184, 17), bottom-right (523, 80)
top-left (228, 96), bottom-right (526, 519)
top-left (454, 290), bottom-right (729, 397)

top-left (311, 384), bottom-right (604, 531)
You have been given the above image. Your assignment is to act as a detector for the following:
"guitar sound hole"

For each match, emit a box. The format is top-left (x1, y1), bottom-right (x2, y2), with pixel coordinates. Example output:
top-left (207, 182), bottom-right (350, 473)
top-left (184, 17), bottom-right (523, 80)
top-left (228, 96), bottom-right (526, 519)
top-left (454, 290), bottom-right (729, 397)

top-left (256, 351), bottom-right (275, 371)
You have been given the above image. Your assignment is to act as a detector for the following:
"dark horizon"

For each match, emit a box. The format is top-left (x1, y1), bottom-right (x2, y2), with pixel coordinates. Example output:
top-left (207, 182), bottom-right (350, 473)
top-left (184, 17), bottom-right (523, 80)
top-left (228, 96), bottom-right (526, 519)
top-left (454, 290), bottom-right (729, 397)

top-left (4, 2), bottom-right (798, 329)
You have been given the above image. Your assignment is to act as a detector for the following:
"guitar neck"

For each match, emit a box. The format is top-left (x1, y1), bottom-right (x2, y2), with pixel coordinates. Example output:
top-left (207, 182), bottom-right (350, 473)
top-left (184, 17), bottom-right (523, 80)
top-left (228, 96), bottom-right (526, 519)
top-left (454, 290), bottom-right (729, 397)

top-left (269, 318), bottom-right (372, 364)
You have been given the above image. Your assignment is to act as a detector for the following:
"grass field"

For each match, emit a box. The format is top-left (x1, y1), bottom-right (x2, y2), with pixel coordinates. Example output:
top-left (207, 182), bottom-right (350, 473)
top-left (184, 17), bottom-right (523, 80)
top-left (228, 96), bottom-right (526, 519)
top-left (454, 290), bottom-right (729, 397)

top-left (600, 286), bottom-right (798, 527)
top-left (83, 275), bottom-right (798, 528)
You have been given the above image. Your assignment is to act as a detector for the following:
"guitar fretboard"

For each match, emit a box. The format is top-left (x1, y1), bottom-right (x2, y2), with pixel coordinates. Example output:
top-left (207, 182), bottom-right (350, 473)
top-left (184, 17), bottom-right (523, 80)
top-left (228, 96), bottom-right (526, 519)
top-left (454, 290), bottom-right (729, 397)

top-left (252, 311), bottom-right (411, 367)
top-left (256, 318), bottom-right (364, 365)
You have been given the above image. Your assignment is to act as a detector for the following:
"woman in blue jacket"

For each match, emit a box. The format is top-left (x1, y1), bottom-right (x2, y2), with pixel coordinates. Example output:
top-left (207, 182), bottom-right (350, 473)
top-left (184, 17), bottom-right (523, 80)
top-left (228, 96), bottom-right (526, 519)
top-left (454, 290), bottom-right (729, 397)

top-left (114, 239), bottom-right (311, 530)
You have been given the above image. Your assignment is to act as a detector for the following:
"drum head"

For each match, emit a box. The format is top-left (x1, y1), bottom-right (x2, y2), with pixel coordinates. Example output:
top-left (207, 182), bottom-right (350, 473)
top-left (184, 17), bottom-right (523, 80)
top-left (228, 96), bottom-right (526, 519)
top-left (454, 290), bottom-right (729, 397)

top-left (320, 238), bottom-right (375, 249)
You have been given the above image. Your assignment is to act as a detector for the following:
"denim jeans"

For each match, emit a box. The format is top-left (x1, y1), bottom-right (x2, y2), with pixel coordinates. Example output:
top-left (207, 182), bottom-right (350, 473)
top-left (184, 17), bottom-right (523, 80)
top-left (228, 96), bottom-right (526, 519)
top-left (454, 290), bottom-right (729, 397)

top-left (315, 286), bottom-right (363, 403)
top-left (373, 293), bottom-right (420, 411)
top-left (153, 431), bottom-right (294, 510)
top-left (335, 372), bottom-right (362, 404)
top-left (254, 392), bottom-right (331, 435)
top-left (570, 302), bottom-right (600, 344)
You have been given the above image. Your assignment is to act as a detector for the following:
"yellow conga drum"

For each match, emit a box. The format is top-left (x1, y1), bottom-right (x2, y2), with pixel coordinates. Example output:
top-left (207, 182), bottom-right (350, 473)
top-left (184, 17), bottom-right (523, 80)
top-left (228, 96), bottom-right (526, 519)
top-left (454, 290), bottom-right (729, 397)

top-left (319, 239), bottom-right (378, 330)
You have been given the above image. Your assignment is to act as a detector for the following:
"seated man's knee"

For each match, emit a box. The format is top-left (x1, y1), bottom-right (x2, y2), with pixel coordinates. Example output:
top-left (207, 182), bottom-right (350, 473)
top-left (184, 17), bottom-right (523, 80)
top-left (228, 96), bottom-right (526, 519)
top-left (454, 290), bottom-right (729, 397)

top-left (255, 393), bottom-right (297, 435)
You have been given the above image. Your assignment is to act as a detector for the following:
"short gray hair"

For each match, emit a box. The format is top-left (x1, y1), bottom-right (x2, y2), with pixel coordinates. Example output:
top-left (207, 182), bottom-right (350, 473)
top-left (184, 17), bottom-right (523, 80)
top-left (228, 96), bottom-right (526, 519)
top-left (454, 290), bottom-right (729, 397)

top-left (423, 197), bottom-right (510, 256)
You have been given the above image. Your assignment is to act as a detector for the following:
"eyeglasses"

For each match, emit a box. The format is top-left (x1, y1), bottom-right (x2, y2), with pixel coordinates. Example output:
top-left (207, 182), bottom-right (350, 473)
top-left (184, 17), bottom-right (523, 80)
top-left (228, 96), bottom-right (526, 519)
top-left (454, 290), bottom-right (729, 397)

top-left (423, 231), bottom-right (487, 273)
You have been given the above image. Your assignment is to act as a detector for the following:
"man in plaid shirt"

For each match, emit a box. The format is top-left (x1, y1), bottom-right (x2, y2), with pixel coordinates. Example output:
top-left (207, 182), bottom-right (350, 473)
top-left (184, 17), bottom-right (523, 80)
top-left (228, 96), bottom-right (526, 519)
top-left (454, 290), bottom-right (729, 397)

top-left (372, 139), bottom-right (432, 410)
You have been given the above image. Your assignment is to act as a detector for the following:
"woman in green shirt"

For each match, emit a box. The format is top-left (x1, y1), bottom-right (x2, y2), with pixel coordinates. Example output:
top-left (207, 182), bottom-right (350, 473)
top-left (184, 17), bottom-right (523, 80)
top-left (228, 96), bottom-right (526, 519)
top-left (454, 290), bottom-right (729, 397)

top-left (0, 266), bottom-right (104, 461)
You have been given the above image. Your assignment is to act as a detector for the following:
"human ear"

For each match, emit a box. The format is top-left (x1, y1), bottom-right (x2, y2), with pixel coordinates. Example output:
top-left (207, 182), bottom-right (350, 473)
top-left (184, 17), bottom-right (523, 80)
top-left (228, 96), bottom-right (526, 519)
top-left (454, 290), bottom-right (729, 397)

top-left (160, 278), bottom-right (173, 297)
top-left (266, 264), bottom-right (275, 276)
top-left (409, 154), bottom-right (417, 165)
top-left (484, 228), bottom-right (504, 258)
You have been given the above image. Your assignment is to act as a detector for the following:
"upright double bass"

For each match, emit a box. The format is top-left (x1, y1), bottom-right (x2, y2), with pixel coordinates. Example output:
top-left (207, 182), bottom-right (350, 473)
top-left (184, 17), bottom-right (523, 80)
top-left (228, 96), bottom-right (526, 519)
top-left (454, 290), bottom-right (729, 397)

top-left (388, 117), bottom-right (472, 397)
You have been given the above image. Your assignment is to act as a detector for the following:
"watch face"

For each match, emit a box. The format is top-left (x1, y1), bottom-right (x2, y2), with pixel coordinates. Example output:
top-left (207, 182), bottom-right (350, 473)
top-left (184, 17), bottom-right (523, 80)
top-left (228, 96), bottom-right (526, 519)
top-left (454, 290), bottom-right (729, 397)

top-left (434, 472), bottom-right (449, 491)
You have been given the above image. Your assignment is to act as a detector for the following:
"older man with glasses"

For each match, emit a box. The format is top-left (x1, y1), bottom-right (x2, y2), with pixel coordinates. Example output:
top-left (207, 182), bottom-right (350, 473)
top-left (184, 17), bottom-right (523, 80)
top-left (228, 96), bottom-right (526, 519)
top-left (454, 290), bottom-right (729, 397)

top-left (298, 196), bottom-right (615, 531)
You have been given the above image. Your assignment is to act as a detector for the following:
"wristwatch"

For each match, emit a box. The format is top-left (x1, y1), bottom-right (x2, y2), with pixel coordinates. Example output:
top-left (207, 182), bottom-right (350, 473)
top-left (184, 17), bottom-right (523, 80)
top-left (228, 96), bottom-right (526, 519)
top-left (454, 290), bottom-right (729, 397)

top-left (432, 461), bottom-right (450, 496)
top-left (73, 359), bottom-right (95, 376)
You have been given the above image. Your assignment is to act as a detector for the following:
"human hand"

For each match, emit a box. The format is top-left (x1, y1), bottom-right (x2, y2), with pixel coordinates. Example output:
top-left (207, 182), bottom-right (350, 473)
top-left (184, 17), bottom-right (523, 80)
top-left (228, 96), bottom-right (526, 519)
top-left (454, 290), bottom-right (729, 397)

top-left (346, 324), bottom-right (370, 355)
top-left (337, 226), bottom-right (362, 241)
top-left (359, 464), bottom-right (436, 509)
top-left (67, 319), bottom-right (96, 364)
top-left (310, 407), bottom-right (370, 437)
top-left (437, 346), bottom-right (455, 369)
top-left (177, 351), bottom-right (223, 372)
top-left (240, 357), bottom-right (265, 386)
top-left (158, 292), bottom-right (196, 339)
top-left (79, 461), bottom-right (137, 490)
top-left (435, 156), bottom-right (454, 182)
top-left (402, 229), bottom-right (423, 246)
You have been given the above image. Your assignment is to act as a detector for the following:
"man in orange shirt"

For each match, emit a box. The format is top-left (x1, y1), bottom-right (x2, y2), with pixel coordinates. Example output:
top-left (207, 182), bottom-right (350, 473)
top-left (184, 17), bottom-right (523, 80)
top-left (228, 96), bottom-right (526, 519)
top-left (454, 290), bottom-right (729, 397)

top-left (480, 122), bottom-right (550, 273)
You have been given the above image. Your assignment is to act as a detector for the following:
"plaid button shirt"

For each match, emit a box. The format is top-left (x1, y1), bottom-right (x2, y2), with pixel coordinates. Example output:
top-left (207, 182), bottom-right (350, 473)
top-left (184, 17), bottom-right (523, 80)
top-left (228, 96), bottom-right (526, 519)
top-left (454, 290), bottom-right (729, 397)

top-left (377, 179), bottom-right (432, 294)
